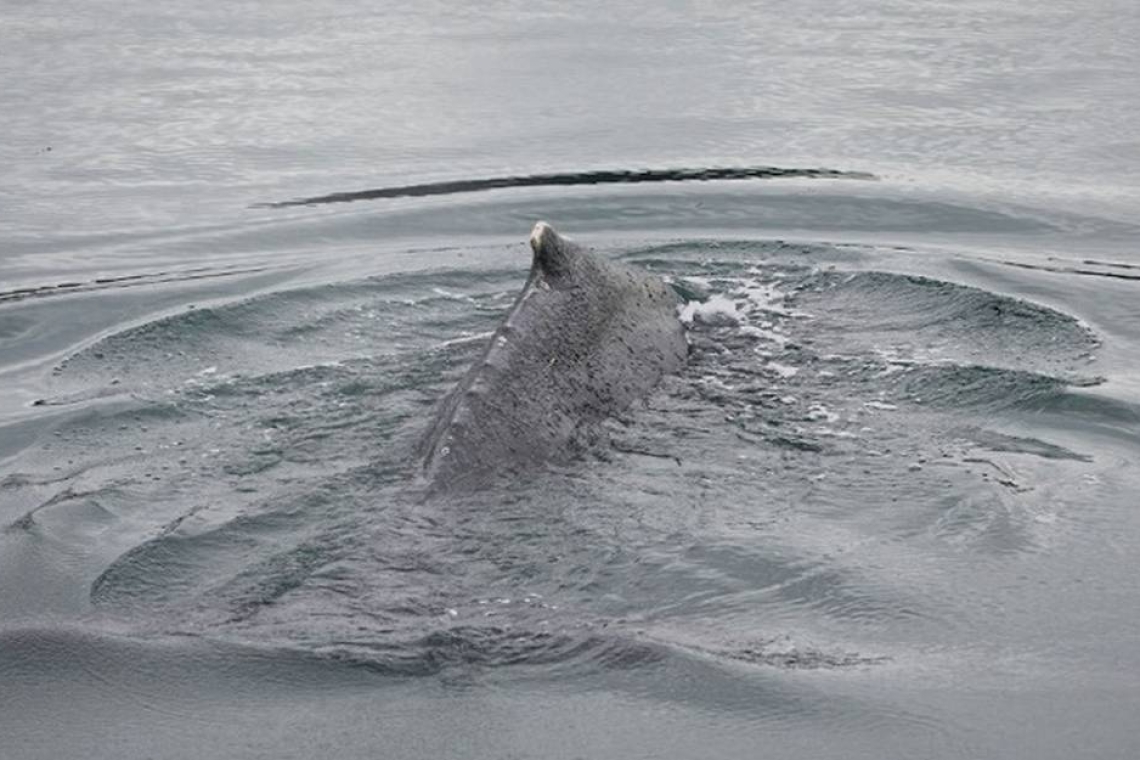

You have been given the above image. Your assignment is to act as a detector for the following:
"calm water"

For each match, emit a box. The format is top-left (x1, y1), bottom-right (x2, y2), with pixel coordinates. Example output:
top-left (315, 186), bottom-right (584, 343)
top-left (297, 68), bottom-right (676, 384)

top-left (3, 2), bottom-right (1140, 758)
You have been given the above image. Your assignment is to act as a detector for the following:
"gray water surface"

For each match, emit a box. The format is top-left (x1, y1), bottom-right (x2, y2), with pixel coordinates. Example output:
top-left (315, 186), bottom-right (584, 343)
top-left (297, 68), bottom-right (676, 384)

top-left (3, 2), bottom-right (1140, 759)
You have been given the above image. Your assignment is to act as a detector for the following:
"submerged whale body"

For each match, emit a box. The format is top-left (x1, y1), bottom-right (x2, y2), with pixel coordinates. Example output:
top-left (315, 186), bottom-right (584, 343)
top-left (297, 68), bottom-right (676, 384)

top-left (419, 222), bottom-right (688, 489)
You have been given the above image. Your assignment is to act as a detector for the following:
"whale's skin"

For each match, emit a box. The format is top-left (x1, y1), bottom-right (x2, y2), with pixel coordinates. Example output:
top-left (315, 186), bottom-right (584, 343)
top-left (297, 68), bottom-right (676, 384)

top-left (419, 222), bottom-right (687, 489)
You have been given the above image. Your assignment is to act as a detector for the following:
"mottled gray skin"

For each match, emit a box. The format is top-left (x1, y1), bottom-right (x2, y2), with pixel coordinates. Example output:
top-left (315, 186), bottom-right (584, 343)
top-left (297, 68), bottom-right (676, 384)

top-left (419, 222), bottom-right (687, 489)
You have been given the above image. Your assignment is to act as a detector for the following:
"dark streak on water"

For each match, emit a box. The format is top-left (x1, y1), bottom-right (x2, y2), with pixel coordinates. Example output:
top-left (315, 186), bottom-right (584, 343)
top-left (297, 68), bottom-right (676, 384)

top-left (0, 266), bottom-right (272, 305)
top-left (260, 166), bottom-right (875, 208)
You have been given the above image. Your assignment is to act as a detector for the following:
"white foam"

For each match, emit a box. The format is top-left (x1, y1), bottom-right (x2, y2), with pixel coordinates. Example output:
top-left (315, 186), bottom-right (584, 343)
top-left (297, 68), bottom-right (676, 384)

top-left (678, 275), bottom-right (805, 355)
top-left (741, 282), bottom-right (794, 315)
top-left (678, 294), bottom-right (742, 326)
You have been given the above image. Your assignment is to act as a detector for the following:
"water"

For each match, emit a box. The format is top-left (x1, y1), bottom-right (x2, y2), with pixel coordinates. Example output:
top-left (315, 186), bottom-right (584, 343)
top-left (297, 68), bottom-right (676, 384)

top-left (3, 1), bottom-right (1140, 758)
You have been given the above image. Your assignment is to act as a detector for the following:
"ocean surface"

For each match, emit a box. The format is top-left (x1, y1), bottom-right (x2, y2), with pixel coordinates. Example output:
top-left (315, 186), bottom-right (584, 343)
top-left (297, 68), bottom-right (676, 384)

top-left (3, 2), bottom-right (1140, 758)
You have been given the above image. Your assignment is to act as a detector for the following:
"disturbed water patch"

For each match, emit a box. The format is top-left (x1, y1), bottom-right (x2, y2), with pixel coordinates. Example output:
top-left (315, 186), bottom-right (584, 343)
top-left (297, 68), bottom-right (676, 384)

top-left (0, 237), bottom-right (1112, 680)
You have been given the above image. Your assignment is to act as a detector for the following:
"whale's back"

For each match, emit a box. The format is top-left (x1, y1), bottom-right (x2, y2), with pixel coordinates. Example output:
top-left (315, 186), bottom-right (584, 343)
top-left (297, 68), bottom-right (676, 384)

top-left (420, 223), bottom-right (687, 489)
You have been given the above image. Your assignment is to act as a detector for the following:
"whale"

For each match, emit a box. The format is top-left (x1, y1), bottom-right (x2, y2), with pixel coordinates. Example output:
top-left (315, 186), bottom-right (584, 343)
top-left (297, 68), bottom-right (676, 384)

top-left (419, 222), bottom-right (688, 489)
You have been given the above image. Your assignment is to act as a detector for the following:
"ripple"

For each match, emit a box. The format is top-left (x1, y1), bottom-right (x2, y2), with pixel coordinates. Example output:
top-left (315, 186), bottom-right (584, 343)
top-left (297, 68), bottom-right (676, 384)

top-left (2, 235), bottom-right (1124, 703)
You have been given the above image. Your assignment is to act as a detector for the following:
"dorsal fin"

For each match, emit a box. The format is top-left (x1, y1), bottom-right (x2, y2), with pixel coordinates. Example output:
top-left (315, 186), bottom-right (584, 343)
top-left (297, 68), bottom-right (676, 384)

top-left (529, 221), bottom-right (577, 279)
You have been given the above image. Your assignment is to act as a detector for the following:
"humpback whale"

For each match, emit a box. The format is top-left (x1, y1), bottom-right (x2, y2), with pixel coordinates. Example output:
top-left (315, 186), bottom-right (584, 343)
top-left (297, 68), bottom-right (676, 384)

top-left (420, 222), bottom-right (687, 489)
